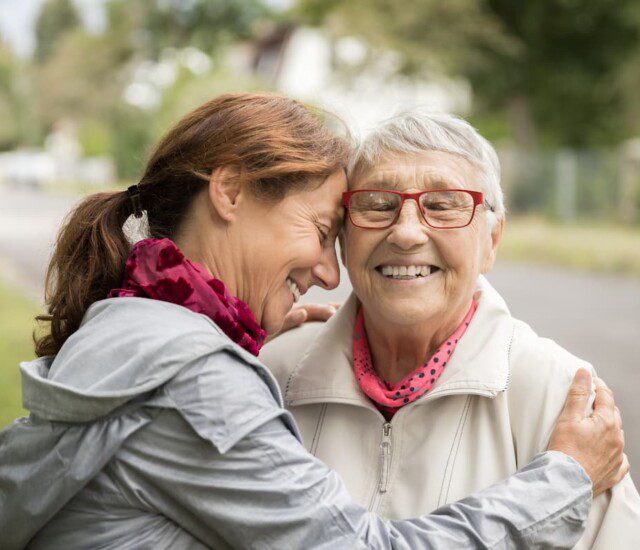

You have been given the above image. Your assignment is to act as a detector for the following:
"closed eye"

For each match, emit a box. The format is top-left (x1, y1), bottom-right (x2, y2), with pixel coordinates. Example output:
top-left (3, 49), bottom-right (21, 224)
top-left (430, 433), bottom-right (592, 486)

top-left (317, 225), bottom-right (330, 244)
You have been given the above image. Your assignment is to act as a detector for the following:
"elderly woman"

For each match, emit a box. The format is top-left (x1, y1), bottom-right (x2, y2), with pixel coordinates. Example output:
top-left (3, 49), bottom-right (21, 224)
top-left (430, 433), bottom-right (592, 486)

top-left (262, 110), bottom-right (640, 548)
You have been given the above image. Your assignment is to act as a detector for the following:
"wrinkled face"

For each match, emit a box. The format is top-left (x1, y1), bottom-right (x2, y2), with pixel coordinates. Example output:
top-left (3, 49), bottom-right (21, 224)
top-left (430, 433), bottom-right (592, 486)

top-left (239, 170), bottom-right (347, 334)
top-left (343, 151), bottom-right (501, 329)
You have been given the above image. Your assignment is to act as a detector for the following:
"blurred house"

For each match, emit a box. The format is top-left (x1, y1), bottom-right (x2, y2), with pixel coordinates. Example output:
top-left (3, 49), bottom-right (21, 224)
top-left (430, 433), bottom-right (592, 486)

top-left (0, 120), bottom-right (115, 190)
top-left (238, 24), bottom-right (471, 136)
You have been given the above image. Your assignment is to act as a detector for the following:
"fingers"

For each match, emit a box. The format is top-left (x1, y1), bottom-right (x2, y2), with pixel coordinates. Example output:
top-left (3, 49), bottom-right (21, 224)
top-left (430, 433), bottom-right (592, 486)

top-left (298, 303), bottom-right (337, 322)
top-left (560, 368), bottom-right (593, 421)
top-left (612, 454), bottom-right (631, 489)
top-left (593, 377), bottom-right (616, 415)
top-left (615, 406), bottom-right (623, 430)
top-left (280, 309), bottom-right (307, 333)
top-left (621, 453), bottom-right (630, 479)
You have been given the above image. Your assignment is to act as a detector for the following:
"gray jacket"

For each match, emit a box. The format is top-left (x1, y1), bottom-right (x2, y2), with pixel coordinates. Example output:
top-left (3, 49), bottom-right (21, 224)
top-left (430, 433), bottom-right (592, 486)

top-left (0, 298), bottom-right (592, 549)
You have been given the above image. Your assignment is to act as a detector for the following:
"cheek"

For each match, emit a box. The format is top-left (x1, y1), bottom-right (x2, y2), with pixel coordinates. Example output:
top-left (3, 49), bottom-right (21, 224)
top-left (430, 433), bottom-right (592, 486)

top-left (345, 232), bottom-right (376, 277)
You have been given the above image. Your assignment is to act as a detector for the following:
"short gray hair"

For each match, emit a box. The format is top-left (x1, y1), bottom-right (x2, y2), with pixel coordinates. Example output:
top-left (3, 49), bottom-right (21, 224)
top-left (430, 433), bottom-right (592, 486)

top-left (350, 109), bottom-right (505, 217)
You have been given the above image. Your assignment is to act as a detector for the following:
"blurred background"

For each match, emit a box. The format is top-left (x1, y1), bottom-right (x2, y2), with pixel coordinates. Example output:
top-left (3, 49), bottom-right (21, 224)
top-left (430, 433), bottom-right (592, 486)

top-left (0, 0), bottom-right (638, 473)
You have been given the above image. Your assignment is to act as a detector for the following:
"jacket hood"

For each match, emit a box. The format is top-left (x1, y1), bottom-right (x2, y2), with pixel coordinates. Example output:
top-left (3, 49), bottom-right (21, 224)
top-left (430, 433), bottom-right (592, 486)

top-left (20, 297), bottom-right (255, 423)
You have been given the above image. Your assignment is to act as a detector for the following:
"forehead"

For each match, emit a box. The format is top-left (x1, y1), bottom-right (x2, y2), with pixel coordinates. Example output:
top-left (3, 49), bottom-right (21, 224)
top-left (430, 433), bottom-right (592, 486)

top-left (350, 150), bottom-right (482, 191)
top-left (287, 169), bottom-right (347, 219)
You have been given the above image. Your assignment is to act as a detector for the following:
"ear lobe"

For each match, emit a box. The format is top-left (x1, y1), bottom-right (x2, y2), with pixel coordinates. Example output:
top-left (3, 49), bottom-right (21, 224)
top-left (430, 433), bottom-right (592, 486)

top-left (208, 166), bottom-right (243, 222)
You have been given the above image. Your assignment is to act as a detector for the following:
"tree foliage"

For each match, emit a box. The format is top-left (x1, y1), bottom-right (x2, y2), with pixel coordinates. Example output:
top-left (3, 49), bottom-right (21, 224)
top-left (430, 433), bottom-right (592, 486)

top-left (34, 0), bottom-right (81, 63)
top-left (298, 0), bottom-right (640, 147)
top-left (123, 0), bottom-right (271, 59)
top-left (22, 0), bottom-right (277, 177)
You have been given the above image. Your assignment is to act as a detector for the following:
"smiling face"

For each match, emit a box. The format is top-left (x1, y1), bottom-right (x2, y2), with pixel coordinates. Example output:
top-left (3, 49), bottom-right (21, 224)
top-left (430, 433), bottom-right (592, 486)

top-left (237, 169), bottom-right (347, 334)
top-left (343, 150), bottom-right (502, 333)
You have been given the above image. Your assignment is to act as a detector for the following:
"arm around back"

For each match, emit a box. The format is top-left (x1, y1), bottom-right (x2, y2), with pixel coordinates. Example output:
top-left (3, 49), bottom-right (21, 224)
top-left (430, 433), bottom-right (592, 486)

top-left (108, 348), bottom-right (593, 549)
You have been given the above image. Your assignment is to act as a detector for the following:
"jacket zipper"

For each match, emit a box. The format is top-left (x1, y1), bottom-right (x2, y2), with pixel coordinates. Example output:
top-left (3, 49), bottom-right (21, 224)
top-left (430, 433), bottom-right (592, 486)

top-left (379, 422), bottom-right (392, 493)
top-left (368, 421), bottom-right (393, 511)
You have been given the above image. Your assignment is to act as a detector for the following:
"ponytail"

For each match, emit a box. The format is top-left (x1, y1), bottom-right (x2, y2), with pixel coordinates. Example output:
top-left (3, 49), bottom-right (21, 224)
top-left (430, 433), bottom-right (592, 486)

top-left (35, 191), bottom-right (132, 356)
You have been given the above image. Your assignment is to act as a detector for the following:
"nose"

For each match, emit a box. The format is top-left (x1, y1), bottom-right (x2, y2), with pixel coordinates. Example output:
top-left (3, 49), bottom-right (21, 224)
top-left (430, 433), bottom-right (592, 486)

top-left (386, 199), bottom-right (430, 250)
top-left (311, 244), bottom-right (341, 290)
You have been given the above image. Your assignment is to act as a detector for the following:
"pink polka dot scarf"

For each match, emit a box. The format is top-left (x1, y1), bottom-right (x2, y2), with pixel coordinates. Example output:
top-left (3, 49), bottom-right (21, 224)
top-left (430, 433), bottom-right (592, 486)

top-left (108, 238), bottom-right (266, 356)
top-left (352, 300), bottom-right (478, 420)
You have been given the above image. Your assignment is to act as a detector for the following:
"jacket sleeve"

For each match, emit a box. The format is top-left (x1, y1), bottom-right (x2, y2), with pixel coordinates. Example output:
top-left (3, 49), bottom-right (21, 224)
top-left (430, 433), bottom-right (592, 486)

top-left (508, 329), bottom-right (640, 549)
top-left (112, 404), bottom-right (592, 549)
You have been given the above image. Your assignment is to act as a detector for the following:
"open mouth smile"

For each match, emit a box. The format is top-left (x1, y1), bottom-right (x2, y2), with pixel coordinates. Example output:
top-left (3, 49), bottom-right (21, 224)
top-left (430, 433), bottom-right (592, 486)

top-left (286, 277), bottom-right (302, 302)
top-left (375, 264), bottom-right (441, 280)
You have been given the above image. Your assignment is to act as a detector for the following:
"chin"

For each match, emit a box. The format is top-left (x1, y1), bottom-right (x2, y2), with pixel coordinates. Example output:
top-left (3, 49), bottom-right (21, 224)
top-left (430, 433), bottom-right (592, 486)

top-left (261, 302), bottom-right (289, 336)
top-left (373, 297), bottom-right (443, 327)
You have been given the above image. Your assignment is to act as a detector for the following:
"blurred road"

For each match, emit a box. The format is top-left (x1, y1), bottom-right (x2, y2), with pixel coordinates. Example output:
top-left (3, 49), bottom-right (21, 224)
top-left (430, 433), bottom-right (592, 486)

top-left (1, 185), bottom-right (639, 473)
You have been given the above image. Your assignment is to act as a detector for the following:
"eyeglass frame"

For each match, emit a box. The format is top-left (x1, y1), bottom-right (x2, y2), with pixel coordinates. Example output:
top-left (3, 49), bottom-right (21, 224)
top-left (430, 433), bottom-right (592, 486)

top-left (341, 189), bottom-right (494, 230)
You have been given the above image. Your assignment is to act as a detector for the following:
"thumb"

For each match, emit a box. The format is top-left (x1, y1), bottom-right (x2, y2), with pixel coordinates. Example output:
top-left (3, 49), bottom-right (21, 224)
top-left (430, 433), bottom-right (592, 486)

top-left (559, 368), bottom-right (592, 422)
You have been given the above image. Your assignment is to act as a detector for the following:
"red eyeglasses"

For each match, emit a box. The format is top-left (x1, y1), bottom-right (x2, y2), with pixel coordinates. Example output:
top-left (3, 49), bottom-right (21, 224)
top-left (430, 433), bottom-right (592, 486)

top-left (341, 189), bottom-right (489, 229)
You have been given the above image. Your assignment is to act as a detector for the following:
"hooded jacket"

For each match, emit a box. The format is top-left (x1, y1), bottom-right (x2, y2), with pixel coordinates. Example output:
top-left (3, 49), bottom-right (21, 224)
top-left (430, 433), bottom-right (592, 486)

top-left (0, 296), bottom-right (593, 549)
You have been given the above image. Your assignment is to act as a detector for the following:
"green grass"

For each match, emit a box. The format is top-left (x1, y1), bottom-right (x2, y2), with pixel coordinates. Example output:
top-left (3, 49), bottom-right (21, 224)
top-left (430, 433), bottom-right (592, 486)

top-left (0, 279), bottom-right (39, 427)
top-left (500, 216), bottom-right (640, 278)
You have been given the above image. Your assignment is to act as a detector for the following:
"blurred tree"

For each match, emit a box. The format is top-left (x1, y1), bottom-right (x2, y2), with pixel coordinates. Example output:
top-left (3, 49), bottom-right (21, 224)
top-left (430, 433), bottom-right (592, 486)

top-left (298, 0), bottom-right (640, 148)
top-left (129, 0), bottom-right (272, 59)
top-left (0, 44), bottom-right (39, 148)
top-left (0, 44), bottom-right (19, 148)
top-left (33, 28), bottom-right (135, 129)
top-left (26, 0), bottom-right (282, 178)
top-left (472, 0), bottom-right (640, 148)
top-left (34, 0), bottom-right (81, 63)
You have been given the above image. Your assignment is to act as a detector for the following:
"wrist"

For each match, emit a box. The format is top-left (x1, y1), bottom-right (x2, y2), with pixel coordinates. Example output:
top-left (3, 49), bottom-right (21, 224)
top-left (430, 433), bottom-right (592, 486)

top-left (544, 450), bottom-right (594, 498)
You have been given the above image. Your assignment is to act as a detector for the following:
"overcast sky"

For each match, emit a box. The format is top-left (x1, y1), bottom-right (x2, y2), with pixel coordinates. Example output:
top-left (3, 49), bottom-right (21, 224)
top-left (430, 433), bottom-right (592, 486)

top-left (0, 0), bottom-right (106, 58)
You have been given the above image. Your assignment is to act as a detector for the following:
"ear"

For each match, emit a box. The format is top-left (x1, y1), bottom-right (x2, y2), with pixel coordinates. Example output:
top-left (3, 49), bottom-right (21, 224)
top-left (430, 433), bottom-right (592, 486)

top-left (480, 214), bottom-right (505, 273)
top-left (207, 166), bottom-right (243, 222)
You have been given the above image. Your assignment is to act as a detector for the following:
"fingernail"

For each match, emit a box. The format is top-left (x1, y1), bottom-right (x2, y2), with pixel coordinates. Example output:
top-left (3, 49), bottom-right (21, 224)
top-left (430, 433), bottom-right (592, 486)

top-left (575, 368), bottom-right (590, 385)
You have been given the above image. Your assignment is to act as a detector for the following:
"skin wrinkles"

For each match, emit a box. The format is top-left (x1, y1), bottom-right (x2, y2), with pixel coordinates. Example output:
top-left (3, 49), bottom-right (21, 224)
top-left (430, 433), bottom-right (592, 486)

top-left (176, 168), bottom-right (347, 335)
top-left (343, 150), bottom-right (504, 384)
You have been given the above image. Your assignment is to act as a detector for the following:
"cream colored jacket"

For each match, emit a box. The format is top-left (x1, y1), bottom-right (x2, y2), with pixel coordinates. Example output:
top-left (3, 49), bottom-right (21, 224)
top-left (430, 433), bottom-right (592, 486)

top-left (261, 277), bottom-right (640, 549)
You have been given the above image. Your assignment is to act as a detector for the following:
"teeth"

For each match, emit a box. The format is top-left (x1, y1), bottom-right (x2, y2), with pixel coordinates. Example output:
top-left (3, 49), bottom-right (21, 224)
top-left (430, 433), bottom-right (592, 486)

top-left (378, 265), bottom-right (435, 279)
top-left (286, 277), bottom-right (301, 303)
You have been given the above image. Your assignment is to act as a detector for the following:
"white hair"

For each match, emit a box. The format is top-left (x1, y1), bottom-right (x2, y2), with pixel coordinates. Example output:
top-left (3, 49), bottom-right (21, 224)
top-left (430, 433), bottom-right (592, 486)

top-left (350, 109), bottom-right (506, 223)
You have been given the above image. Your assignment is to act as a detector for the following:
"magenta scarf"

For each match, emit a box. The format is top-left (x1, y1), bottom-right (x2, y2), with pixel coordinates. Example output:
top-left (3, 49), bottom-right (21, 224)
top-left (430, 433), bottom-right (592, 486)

top-left (108, 238), bottom-right (266, 356)
top-left (353, 300), bottom-right (477, 420)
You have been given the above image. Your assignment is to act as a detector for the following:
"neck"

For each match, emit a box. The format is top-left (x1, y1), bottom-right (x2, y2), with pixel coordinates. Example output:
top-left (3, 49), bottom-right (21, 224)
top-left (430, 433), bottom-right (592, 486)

top-left (363, 301), bottom-right (472, 385)
top-left (173, 195), bottom-right (251, 314)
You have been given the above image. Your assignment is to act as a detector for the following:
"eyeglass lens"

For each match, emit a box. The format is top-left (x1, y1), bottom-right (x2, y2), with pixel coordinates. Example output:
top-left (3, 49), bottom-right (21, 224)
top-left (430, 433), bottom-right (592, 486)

top-left (349, 190), bottom-right (475, 228)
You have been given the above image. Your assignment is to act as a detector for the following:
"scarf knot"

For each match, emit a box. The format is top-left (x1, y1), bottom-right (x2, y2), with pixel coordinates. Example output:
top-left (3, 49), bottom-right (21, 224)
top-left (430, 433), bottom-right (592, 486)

top-left (353, 301), bottom-right (477, 419)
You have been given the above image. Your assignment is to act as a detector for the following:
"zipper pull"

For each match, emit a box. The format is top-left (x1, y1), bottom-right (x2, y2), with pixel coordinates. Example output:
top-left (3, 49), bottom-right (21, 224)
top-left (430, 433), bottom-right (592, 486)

top-left (379, 422), bottom-right (392, 493)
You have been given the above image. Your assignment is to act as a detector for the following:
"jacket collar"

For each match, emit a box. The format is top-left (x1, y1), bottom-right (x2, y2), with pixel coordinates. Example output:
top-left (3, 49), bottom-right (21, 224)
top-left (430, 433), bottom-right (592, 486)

top-left (285, 276), bottom-right (514, 409)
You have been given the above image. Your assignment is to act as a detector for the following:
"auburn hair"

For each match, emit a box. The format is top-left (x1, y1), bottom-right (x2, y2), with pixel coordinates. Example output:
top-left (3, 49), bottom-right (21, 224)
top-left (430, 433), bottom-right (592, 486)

top-left (35, 92), bottom-right (352, 357)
